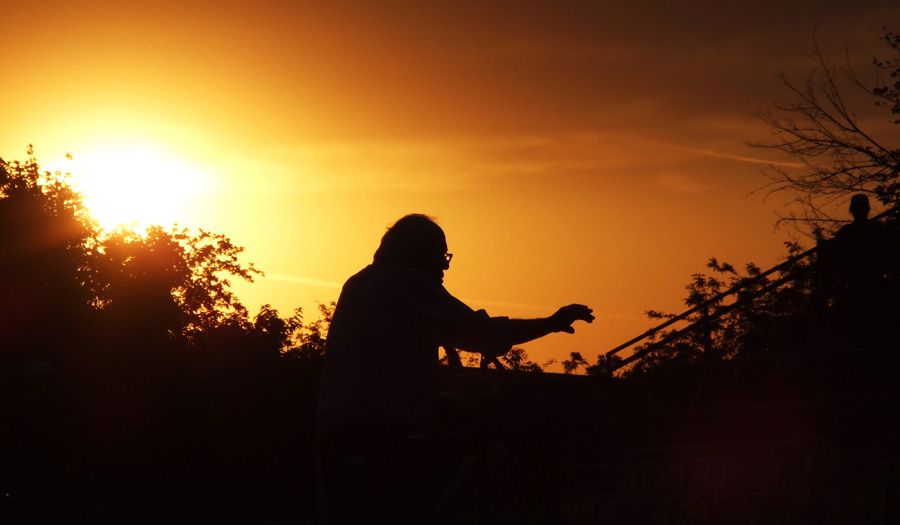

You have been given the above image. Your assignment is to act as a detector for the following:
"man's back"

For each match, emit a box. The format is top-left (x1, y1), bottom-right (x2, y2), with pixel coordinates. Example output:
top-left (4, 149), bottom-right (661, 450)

top-left (833, 218), bottom-right (886, 287)
top-left (319, 263), bottom-right (461, 427)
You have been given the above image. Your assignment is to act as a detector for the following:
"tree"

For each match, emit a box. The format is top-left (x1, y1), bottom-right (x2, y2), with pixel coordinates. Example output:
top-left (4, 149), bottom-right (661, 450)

top-left (561, 352), bottom-right (588, 374)
top-left (756, 28), bottom-right (900, 234)
top-left (0, 147), bottom-right (99, 360)
top-left (591, 242), bottom-right (815, 377)
top-left (1, 148), bottom-right (261, 355)
top-left (282, 302), bottom-right (334, 365)
top-left (500, 347), bottom-right (544, 373)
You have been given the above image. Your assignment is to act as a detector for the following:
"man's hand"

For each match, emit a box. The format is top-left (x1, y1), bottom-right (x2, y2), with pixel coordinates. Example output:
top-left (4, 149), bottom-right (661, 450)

top-left (550, 304), bottom-right (595, 334)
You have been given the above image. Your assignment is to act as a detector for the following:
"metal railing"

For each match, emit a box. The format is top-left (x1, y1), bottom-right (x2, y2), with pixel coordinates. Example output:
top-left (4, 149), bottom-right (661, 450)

top-left (603, 207), bottom-right (896, 375)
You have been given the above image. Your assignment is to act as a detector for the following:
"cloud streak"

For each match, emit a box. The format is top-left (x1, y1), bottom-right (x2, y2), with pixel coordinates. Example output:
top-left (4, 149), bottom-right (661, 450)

top-left (687, 147), bottom-right (804, 168)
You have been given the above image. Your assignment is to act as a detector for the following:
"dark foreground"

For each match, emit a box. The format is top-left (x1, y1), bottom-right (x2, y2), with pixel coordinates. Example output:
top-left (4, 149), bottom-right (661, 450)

top-left (3, 344), bottom-right (899, 524)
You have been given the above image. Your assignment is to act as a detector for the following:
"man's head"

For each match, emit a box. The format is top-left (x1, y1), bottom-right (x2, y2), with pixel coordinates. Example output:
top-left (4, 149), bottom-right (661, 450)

top-left (374, 214), bottom-right (450, 281)
top-left (849, 194), bottom-right (871, 221)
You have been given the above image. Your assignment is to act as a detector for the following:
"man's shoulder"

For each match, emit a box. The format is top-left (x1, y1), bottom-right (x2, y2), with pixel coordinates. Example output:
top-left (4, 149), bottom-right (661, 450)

top-left (339, 265), bottom-right (370, 292)
top-left (342, 264), bottom-right (440, 294)
top-left (835, 222), bottom-right (860, 239)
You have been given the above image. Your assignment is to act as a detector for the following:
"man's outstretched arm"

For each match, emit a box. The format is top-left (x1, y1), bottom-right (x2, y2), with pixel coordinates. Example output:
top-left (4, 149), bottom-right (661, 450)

top-left (503, 304), bottom-right (595, 347)
top-left (433, 294), bottom-right (594, 356)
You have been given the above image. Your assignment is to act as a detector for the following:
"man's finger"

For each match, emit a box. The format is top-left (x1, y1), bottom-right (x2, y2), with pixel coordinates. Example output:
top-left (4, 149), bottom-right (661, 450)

top-left (570, 305), bottom-right (594, 322)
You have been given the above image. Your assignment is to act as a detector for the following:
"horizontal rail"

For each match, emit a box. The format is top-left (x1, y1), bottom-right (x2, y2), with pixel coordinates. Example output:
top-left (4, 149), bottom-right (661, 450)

top-left (611, 269), bottom-right (804, 372)
top-left (605, 247), bottom-right (815, 360)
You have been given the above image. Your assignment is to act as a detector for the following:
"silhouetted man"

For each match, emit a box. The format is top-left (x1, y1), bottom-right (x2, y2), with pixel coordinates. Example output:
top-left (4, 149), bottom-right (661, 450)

top-left (317, 214), bottom-right (593, 523)
top-left (823, 194), bottom-right (888, 345)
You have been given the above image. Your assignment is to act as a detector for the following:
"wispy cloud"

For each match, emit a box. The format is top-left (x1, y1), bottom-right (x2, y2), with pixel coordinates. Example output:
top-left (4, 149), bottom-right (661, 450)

top-left (687, 147), bottom-right (803, 168)
top-left (639, 136), bottom-right (805, 169)
top-left (262, 133), bottom-right (671, 192)
top-left (249, 132), bottom-right (800, 197)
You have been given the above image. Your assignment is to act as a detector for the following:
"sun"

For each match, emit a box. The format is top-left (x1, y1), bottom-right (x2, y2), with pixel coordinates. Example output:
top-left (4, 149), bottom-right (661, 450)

top-left (60, 144), bottom-right (207, 231)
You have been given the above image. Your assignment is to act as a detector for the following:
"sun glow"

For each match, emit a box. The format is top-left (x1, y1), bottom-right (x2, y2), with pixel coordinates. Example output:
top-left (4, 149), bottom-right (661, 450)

top-left (61, 145), bottom-right (207, 231)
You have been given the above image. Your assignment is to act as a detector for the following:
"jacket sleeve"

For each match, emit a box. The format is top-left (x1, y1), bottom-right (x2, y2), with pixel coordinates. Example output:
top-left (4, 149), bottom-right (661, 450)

top-left (416, 283), bottom-right (512, 357)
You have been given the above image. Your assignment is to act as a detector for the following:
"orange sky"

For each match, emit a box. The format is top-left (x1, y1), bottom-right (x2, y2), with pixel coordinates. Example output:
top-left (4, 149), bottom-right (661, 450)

top-left (3, 1), bottom-right (897, 369)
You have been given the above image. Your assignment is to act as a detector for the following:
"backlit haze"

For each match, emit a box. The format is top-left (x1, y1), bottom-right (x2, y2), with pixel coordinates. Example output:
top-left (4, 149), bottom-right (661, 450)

top-left (3, 1), bottom-right (897, 369)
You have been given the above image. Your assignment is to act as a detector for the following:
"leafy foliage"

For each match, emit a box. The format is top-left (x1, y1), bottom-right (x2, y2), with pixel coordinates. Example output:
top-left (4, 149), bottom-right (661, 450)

top-left (95, 226), bottom-right (261, 341)
top-left (0, 147), bottom-right (99, 359)
top-left (500, 347), bottom-right (545, 373)
top-left (0, 148), bottom-right (288, 361)
top-left (591, 243), bottom-right (816, 377)
top-left (873, 29), bottom-right (900, 122)
top-left (561, 351), bottom-right (588, 374)
top-left (282, 302), bottom-right (334, 365)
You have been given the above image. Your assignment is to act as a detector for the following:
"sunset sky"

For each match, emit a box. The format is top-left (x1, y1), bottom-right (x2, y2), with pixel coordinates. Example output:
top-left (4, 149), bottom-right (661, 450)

top-left (3, 1), bottom-right (898, 369)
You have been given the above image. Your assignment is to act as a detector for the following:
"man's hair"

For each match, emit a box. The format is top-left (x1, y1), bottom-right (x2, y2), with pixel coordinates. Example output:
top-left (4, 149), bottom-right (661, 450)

top-left (373, 214), bottom-right (445, 269)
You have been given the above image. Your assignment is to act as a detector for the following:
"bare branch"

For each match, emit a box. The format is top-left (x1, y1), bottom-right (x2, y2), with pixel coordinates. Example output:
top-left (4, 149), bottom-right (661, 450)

top-left (752, 30), bottom-right (900, 235)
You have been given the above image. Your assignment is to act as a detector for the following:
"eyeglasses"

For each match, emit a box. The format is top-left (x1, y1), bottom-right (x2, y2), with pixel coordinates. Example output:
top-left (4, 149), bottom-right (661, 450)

top-left (443, 252), bottom-right (453, 264)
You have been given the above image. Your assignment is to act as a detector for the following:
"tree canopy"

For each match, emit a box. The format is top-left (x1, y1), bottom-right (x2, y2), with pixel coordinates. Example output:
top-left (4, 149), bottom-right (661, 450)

top-left (0, 147), bottom-right (323, 364)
